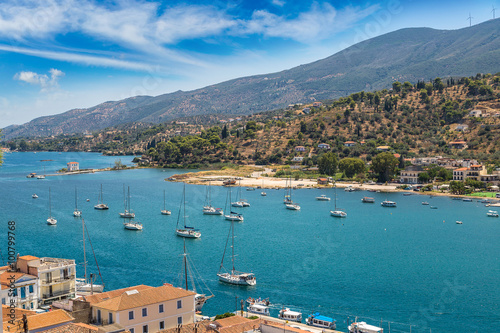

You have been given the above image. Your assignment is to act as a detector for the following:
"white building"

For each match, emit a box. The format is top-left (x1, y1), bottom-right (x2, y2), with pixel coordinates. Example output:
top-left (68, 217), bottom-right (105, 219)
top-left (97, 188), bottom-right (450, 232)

top-left (67, 162), bottom-right (79, 171)
top-left (0, 270), bottom-right (39, 310)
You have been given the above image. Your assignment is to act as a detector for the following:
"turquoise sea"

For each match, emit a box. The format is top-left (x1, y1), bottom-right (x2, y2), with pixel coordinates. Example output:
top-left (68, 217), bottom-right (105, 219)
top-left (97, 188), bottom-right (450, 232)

top-left (0, 152), bottom-right (499, 333)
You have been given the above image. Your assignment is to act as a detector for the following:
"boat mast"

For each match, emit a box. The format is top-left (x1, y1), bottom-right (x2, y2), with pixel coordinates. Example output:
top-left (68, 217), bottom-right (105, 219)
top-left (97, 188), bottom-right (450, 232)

top-left (75, 187), bottom-right (78, 210)
top-left (128, 186), bottom-right (131, 213)
top-left (183, 239), bottom-right (188, 290)
top-left (163, 190), bottom-right (166, 210)
top-left (82, 218), bottom-right (87, 283)
top-left (48, 187), bottom-right (51, 218)
top-left (231, 221), bottom-right (235, 274)
top-left (183, 184), bottom-right (186, 227)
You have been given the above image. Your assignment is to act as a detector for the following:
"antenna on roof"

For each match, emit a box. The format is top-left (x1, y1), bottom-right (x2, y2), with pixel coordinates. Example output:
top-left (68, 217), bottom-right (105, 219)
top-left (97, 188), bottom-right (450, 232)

top-left (493, 5), bottom-right (497, 19)
top-left (467, 12), bottom-right (473, 27)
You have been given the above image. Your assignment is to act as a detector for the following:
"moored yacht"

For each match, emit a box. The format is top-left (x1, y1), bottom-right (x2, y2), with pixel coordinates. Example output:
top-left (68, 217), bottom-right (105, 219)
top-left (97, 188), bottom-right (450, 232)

top-left (348, 321), bottom-right (383, 333)
top-left (316, 194), bottom-right (331, 201)
top-left (278, 308), bottom-right (302, 322)
top-left (487, 210), bottom-right (499, 217)
top-left (247, 304), bottom-right (270, 316)
top-left (123, 220), bottom-right (143, 230)
top-left (381, 200), bottom-right (397, 207)
top-left (306, 313), bottom-right (336, 329)
top-left (361, 197), bottom-right (375, 203)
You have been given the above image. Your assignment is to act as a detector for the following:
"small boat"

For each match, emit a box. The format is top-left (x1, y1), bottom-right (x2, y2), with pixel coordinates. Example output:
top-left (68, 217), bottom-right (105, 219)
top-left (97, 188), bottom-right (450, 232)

top-left (452, 197), bottom-right (462, 200)
top-left (176, 185), bottom-right (201, 238)
top-left (123, 221), bottom-right (143, 230)
top-left (345, 187), bottom-right (355, 192)
top-left (47, 188), bottom-right (57, 225)
top-left (246, 297), bottom-right (270, 306)
top-left (73, 187), bottom-right (82, 217)
top-left (278, 308), bottom-right (302, 322)
top-left (32, 194), bottom-right (38, 199)
top-left (348, 321), bottom-right (383, 333)
top-left (430, 206), bottom-right (438, 209)
top-left (225, 187), bottom-right (244, 221)
top-left (36, 175), bottom-right (45, 179)
top-left (161, 190), bottom-right (172, 215)
top-left (94, 184), bottom-right (109, 210)
top-left (261, 191), bottom-right (267, 196)
top-left (26, 173), bottom-right (37, 178)
top-left (456, 221), bottom-right (463, 224)
top-left (422, 202), bottom-right (429, 205)
top-left (286, 203), bottom-right (301, 210)
top-left (119, 186), bottom-right (135, 218)
top-left (283, 177), bottom-right (293, 205)
top-left (247, 304), bottom-right (270, 316)
top-left (462, 198), bottom-right (472, 202)
top-left (246, 187), bottom-right (256, 191)
top-left (86, 199), bottom-right (90, 202)
top-left (203, 182), bottom-right (222, 215)
top-left (481, 199), bottom-right (491, 204)
top-left (361, 197), bottom-right (375, 203)
top-left (487, 210), bottom-right (499, 217)
top-left (217, 218), bottom-right (256, 286)
top-left (232, 181), bottom-right (250, 207)
top-left (316, 195), bottom-right (331, 201)
top-left (306, 312), bottom-right (336, 330)
top-left (381, 200), bottom-right (397, 207)
top-left (403, 192), bottom-right (413, 196)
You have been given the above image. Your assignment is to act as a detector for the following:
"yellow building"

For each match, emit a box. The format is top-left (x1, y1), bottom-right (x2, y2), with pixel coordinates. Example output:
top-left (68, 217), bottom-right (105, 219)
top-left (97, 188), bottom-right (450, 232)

top-left (91, 284), bottom-right (196, 333)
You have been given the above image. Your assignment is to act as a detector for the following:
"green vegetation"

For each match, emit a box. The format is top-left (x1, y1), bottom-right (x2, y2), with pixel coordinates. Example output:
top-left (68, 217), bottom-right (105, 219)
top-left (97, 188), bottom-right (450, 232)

top-left (214, 313), bottom-right (235, 320)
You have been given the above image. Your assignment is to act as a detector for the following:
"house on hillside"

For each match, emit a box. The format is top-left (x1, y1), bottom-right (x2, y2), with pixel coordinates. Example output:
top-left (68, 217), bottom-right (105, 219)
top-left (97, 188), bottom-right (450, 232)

top-left (344, 141), bottom-right (356, 147)
top-left (449, 141), bottom-right (467, 149)
top-left (295, 146), bottom-right (306, 152)
top-left (468, 110), bottom-right (482, 117)
top-left (376, 146), bottom-right (391, 151)
top-left (312, 102), bottom-right (323, 107)
top-left (317, 178), bottom-right (328, 185)
top-left (455, 124), bottom-right (468, 132)
top-left (302, 108), bottom-right (311, 114)
top-left (318, 143), bottom-right (330, 149)
top-left (400, 166), bottom-right (425, 184)
top-left (292, 157), bottom-right (304, 163)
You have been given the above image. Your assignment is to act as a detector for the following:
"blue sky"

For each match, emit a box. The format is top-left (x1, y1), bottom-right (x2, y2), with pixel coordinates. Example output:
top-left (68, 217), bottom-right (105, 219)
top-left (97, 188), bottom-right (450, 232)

top-left (0, 0), bottom-right (497, 128)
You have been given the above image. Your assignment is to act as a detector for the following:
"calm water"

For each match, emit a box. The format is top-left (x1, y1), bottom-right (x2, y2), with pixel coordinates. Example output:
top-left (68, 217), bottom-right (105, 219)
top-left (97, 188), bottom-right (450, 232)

top-left (0, 152), bottom-right (499, 333)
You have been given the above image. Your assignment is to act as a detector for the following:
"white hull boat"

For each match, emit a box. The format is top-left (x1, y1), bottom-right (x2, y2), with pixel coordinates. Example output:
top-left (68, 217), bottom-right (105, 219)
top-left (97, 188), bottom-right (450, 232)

top-left (306, 313), bottom-right (336, 330)
top-left (32, 194), bottom-right (38, 199)
top-left (278, 308), bottom-right (302, 322)
top-left (176, 228), bottom-right (201, 238)
top-left (217, 272), bottom-right (256, 286)
top-left (47, 217), bottom-right (57, 225)
top-left (123, 221), bottom-right (143, 230)
top-left (225, 214), bottom-right (244, 222)
top-left (176, 185), bottom-right (201, 238)
top-left (348, 321), bottom-right (383, 333)
top-left (316, 195), bottom-right (331, 201)
top-left (46, 188), bottom-right (56, 225)
top-left (203, 206), bottom-right (223, 215)
top-left (330, 210), bottom-right (347, 217)
top-left (381, 200), bottom-right (397, 207)
top-left (247, 304), bottom-right (270, 316)
top-left (286, 203), bottom-right (301, 210)
top-left (161, 190), bottom-right (171, 215)
top-left (487, 210), bottom-right (499, 217)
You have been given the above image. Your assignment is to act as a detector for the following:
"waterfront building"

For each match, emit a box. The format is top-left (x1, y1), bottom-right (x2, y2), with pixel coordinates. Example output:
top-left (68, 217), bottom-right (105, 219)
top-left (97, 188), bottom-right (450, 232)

top-left (67, 162), bottom-right (79, 171)
top-left (0, 269), bottom-right (39, 310)
top-left (15, 255), bottom-right (76, 305)
top-left (400, 166), bottom-right (425, 184)
top-left (90, 284), bottom-right (196, 333)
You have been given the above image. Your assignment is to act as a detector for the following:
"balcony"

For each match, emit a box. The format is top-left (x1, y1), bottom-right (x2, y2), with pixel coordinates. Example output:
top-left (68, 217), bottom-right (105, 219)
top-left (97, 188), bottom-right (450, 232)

top-left (40, 275), bottom-right (75, 286)
top-left (42, 289), bottom-right (74, 300)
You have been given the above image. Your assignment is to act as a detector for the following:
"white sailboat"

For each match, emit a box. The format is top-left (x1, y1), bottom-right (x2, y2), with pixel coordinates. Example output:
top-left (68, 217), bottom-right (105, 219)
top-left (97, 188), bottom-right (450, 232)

top-left (232, 180), bottom-right (250, 207)
top-left (32, 193), bottom-right (38, 199)
top-left (36, 165), bottom-right (46, 179)
top-left (76, 218), bottom-right (105, 293)
top-left (283, 177), bottom-right (293, 205)
top-left (330, 181), bottom-right (347, 217)
top-left (285, 177), bottom-right (300, 210)
top-left (217, 220), bottom-right (256, 286)
top-left (161, 190), bottom-right (172, 215)
top-left (203, 182), bottom-right (223, 215)
top-left (73, 187), bottom-right (82, 217)
top-left (176, 239), bottom-right (214, 312)
top-left (46, 187), bottom-right (57, 225)
top-left (123, 220), bottom-right (143, 230)
top-left (176, 185), bottom-right (201, 238)
top-left (260, 179), bottom-right (267, 196)
top-left (119, 186), bottom-right (135, 218)
top-left (94, 184), bottom-right (109, 210)
top-left (224, 186), bottom-right (244, 222)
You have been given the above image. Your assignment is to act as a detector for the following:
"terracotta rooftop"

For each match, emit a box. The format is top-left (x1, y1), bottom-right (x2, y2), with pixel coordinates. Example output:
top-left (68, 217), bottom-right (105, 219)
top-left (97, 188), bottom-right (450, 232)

top-left (454, 167), bottom-right (468, 171)
top-left (18, 255), bottom-right (39, 261)
top-left (1, 305), bottom-right (36, 323)
top-left (0, 271), bottom-right (37, 290)
top-left (93, 284), bottom-right (196, 311)
top-left (38, 322), bottom-right (98, 333)
top-left (3, 309), bottom-right (74, 332)
top-left (215, 315), bottom-right (252, 327)
top-left (449, 141), bottom-right (466, 144)
top-left (262, 320), bottom-right (311, 333)
top-left (159, 317), bottom-right (259, 333)
top-left (83, 285), bottom-right (152, 305)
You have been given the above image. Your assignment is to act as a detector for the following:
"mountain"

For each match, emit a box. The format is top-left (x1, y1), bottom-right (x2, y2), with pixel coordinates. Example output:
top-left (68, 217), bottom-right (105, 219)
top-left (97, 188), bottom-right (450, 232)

top-left (3, 19), bottom-right (500, 140)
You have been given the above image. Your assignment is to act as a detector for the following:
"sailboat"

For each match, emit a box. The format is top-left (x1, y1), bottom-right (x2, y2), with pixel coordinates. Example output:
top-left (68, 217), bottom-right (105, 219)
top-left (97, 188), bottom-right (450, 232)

top-left (177, 239), bottom-right (214, 311)
top-left (330, 181), bottom-right (347, 217)
top-left (76, 218), bottom-right (105, 293)
top-left (224, 186), bottom-right (244, 222)
top-left (260, 179), bottom-right (267, 196)
top-left (176, 185), bottom-right (201, 238)
top-left (203, 182), bottom-right (223, 215)
top-left (94, 184), bottom-right (109, 210)
top-left (217, 220), bottom-right (256, 286)
top-left (119, 186), bottom-right (135, 218)
top-left (73, 187), bottom-right (82, 217)
top-left (47, 187), bottom-right (57, 225)
top-left (285, 177), bottom-right (300, 210)
top-left (161, 190), bottom-right (172, 215)
top-left (232, 180), bottom-right (250, 207)
top-left (36, 165), bottom-right (46, 179)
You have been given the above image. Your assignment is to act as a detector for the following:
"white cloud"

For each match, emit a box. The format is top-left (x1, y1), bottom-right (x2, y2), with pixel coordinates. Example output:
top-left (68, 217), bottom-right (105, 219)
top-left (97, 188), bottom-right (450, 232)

top-left (14, 68), bottom-right (65, 92)
top-left (271, 0), bottom-right (286, 7)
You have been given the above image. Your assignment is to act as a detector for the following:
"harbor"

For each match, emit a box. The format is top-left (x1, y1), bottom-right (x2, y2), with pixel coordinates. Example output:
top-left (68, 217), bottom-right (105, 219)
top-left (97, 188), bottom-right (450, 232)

top-left (1, 152), bottom-right (499, 333)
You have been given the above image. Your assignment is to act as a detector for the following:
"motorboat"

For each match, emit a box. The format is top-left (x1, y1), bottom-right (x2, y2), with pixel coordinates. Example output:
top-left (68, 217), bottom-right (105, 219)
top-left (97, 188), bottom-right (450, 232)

top-left (422, 201), bottom-right (429, 205)
top-left (278, 308), bottom-right (302, 322)
top-left (246, 297), bottom-right (270, 306)
top-left (381, 200), bottom-right (397, 207)
top-left (316, 195), bottom-right (331, 201)
top-left (462, 198), bottom-right (473, 202)
top-left (306, 313), bottom-right (336, 329)
top-left (362, 197), bottom-right (375, 203)
top-left (487, 210), bottom-right (499, 217)
top-left (247, 304), bottom-right (270, 316)
top-left (348, 321), bottom-right (383, 333)
top-left (456, 221), bottom-right (463, 224)
top-left (32, 194), bottom-right (38, 199)
top-left (286, 203), bottom-right (301, 210)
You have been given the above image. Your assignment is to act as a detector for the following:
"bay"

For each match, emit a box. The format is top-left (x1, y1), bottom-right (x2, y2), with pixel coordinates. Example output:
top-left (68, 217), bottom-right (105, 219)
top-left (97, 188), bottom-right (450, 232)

top-left (0, 152), bottom-right (499, 333)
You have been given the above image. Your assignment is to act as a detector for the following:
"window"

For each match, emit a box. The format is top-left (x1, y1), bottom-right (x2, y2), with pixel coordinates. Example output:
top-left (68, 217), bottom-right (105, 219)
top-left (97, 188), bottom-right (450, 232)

top-left (29, 285), bottom-right (33, 293)
top-left (159, 304), bottom-right (164, 313)
top-left (129, 311), bottom-right (134, 320)
top-left (160, 321), bottom-right (165, 329)
top-left (142, 308), bottom-right (147, 317)
top-left (1, 298), bottom-right (5, 305)
top-left (177, 316), bottom-right (182, 325)
top-left (143, 325), bottom-right (148, 333)
top-left (13, 288), bottom-right (17, 297)
top-left (177, 300), bottom-right (182, 309)
top-left (130, 329), bottom-right (135, 333)
top-left (97, 310), bottom-right (101, 324)
top-left (108, 313), bottom-right (113, 324)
